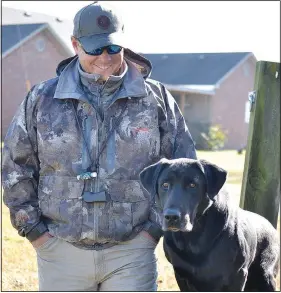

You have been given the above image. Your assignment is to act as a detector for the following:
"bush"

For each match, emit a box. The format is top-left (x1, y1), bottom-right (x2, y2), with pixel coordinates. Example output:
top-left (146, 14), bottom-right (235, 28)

top-left (200, 124), bottom-right (227, 151)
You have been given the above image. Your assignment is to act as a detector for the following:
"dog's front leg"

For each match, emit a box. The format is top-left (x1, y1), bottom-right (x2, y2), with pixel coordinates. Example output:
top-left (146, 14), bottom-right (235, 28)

top-left (175, 271), bottom-right (196, 291)
top-left (228, 268), bottom-right (248, 291)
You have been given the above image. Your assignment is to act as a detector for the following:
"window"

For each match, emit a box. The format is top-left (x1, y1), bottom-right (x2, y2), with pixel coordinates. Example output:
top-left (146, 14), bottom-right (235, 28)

top-left (35, 38), bottom-right (46, 52)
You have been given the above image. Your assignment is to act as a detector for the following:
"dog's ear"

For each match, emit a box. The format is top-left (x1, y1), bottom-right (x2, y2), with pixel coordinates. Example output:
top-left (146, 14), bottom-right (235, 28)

top-left (139, 158), bottom-right (170, 195)
top-left (199, 159), bottom-right (227, 198)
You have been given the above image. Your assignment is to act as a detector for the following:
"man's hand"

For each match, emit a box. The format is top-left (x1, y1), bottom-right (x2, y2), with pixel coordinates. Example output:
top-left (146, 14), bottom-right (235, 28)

top-left (31, 232), bottom-right (53, 249)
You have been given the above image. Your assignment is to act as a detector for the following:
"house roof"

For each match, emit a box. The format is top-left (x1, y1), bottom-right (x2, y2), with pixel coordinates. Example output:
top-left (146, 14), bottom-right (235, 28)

top-left (142, 52), bottom-right (252, 87)
top-left (2, 23), bottom-right (46, 54)
top-left (2, 6), bottom-right (75, 55)
top-left (2, 7), bottom-right (254, 95)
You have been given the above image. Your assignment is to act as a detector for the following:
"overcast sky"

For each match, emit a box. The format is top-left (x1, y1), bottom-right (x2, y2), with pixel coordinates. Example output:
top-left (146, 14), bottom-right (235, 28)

top-left (2, 1), bottom-right (280, 62)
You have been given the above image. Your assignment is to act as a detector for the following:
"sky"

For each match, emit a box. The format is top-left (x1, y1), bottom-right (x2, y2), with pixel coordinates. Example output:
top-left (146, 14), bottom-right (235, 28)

top-left (2, 1), bottom-right (281, 62)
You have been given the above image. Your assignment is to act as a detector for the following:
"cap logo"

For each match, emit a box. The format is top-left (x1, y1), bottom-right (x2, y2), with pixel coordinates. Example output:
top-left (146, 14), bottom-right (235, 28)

top-left (97, 15), bottom-right (111, 30)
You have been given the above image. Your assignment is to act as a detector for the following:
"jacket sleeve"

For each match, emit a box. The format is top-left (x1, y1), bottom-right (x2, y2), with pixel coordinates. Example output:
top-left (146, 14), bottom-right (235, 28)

top-left (158, 83), bottom-right (197, 160)
top-left (142, 81), bottom-right (197, 241)
top-left (2, 86), bottom-right (48, 241)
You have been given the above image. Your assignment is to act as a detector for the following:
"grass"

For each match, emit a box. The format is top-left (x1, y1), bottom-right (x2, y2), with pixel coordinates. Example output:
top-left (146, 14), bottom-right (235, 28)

top-left (1, 150), bottom-right (280, 291)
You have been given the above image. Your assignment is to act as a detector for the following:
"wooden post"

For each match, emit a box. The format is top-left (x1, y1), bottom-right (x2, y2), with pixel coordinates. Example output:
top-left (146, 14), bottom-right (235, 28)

top-left (239, 61), bottom-right (280, 229)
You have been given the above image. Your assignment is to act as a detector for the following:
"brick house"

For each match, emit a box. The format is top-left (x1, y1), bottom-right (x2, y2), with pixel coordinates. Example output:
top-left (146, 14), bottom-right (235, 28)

top-left (2, 7), bottom-right (256, 150)
top-left (1, 7), bottom-right (74, 137)
top-left (143, 53), bottom-right (257, 149)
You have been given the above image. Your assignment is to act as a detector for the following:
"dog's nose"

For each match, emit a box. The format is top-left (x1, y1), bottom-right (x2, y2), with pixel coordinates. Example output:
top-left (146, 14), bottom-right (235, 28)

top-left (164, 209), bottom-right (181, 222)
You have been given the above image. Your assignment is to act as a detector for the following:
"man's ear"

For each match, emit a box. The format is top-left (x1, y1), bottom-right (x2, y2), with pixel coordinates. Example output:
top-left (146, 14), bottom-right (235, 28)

top-left (199, 159), bottom-right (227, 198)
top-left (71, 36), bottom-right (80, 54)
top-left (139, 158), bottom-right (170, 195)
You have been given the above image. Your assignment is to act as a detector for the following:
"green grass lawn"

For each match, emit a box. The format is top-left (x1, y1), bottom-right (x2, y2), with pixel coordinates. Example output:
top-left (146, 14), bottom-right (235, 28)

top-left (2, 150), bottom-right (279, 291)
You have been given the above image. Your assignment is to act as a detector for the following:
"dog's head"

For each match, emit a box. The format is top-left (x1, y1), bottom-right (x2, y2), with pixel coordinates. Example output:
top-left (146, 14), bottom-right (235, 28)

top-left (139, 158), bottom-right (227, 232)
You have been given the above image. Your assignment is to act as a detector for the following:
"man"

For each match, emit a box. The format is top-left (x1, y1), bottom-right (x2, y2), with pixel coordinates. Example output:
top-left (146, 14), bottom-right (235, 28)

top-left (2, 2), bottom-right (197, 291)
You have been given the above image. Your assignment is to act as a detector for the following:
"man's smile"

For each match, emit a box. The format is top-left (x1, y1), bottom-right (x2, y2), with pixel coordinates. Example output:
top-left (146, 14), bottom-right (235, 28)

top-left (94, 64), bottom-right (112, 70)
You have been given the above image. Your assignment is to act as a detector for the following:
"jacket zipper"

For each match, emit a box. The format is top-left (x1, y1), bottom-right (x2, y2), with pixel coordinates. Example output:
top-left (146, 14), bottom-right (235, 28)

top-left (95, 86), bottom-right (104, 192)
top-left (94, 87), bottom-right (103, 241)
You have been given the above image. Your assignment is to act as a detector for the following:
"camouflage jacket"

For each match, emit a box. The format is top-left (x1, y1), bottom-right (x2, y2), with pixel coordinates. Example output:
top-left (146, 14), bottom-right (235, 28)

top-left (2, 49), bottom-right (197, 250)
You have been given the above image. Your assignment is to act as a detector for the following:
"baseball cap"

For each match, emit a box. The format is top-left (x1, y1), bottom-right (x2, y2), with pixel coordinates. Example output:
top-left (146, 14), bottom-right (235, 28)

top-left (73, 2), bottom-right (125, 52)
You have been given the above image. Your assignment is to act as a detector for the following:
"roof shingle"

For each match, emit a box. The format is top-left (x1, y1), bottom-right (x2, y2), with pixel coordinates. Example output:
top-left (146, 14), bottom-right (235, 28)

top-left (2, 6), bottom-right (74, 54)
top-left (2, 23), bottom-right (45, 54)
top-left (142, 52), bottom-right (251, 85)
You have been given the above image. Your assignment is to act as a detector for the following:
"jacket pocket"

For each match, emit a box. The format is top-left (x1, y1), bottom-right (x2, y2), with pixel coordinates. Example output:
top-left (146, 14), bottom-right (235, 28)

top-left (105, 179), bottom-right (150, 241)
top-left (38, 176), bottom-right (84, 240)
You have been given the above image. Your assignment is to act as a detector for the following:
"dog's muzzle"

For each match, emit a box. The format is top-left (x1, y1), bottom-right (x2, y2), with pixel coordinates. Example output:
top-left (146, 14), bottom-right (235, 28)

top-left (163, 208), bottom-right (181, 231)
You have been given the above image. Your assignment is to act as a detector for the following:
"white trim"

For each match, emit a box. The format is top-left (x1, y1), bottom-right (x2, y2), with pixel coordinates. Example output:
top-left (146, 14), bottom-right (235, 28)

top-left (2, 24), bottom-right (48, 58)
top-left (164, 84), bottom-right (216, 95)
top-left (215, 53), bottom-right (255, 87)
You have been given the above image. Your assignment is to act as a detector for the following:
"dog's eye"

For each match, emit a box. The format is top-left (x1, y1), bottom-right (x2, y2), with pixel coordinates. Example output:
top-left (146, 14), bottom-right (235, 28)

top-left (162, 182), bottom-right (170, 190)
top-left (189, 183), bottom-right (196, 188)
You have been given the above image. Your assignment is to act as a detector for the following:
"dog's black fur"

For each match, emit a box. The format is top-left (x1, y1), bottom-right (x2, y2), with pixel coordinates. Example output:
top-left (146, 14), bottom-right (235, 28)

top-left (140, 158), bottom-right (280, 291)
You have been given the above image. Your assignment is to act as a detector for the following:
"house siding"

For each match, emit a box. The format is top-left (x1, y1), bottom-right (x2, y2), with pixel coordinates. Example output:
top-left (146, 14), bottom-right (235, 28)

top-left (2, 28), bottom-right (71, 137)
top-left (210, 55), bottom-right (256, 149)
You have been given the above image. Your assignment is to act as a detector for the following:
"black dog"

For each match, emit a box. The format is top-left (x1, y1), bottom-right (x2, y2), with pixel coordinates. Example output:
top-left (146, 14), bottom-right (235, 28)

top-left (140, 158), bottom-right (280, 291)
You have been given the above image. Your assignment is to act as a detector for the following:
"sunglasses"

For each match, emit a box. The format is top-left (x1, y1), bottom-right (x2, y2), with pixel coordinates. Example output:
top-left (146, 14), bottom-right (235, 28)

top-left (79, 43), bottom-right (122, 56)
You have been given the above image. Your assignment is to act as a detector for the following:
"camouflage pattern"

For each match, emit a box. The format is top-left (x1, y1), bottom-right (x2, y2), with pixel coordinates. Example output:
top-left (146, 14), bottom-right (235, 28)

top-left (2, 49), bottom-right (197, 249)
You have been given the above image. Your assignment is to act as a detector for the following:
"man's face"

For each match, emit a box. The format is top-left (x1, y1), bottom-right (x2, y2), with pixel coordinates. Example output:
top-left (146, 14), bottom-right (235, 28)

top-left (71, 37), bottom-right (124, 80)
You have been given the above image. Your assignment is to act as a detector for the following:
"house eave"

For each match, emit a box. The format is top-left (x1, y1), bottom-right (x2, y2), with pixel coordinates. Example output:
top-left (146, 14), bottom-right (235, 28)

top-left (164, 84), bottom-right (216, 95)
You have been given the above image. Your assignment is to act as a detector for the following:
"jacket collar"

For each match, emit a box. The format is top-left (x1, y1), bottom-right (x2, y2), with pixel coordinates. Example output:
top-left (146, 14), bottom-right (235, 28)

top-left (78, 60), bottom-right (128, 98)
top-left (53, 56), bottom-right (148, 103)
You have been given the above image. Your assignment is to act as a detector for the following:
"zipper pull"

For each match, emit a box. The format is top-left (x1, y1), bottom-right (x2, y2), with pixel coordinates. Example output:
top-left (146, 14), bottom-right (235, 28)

top-left (77, 172), bottom-right (97, 181)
